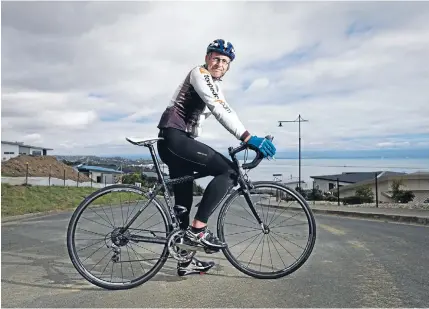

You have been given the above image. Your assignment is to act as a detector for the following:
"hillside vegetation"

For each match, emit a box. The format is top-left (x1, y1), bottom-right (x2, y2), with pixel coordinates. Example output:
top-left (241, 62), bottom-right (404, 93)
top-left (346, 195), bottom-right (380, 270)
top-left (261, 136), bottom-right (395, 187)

top-left (1, 183), bottom-right (144, 217)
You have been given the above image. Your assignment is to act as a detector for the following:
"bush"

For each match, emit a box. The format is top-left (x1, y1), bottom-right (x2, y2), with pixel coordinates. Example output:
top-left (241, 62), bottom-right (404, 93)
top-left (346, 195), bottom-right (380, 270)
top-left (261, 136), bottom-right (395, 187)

top-left (355, 185), bottom-right (374, 203)
top-left (307, 188), bottom-right (324, 201)
top-left (325, 195), bottom-right (337, 202)
top-left (295, 186), bottom-right (307, 199)
top-left (391, 179), bottom-right (415, 203)
top-left (342, 195), bottom-right (373, 205)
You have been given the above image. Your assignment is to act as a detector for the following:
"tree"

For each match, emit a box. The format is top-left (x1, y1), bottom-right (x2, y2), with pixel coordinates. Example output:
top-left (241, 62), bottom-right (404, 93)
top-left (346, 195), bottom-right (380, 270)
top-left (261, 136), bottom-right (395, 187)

top-left (295, 186), bottom-right (307, 199)
top-left (391, 179), bottom-right (414, 203)
top-left (355, 185), bottom-right (374, 203)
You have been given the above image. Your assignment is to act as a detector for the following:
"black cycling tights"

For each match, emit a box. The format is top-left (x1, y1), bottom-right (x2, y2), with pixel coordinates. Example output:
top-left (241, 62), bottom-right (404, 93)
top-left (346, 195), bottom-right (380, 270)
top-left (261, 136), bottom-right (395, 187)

top-left (157, 128), bottom-right (237, 228)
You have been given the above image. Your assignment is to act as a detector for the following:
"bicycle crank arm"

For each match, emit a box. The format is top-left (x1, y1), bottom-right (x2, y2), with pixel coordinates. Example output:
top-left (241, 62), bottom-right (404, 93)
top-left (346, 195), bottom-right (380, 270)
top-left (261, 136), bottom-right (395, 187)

top-left (175, 242), bottom-right (206, 252)
top-left (128, 234), bottom-right (167, 245)
top-left (175, 242), bottom-right (221, 254)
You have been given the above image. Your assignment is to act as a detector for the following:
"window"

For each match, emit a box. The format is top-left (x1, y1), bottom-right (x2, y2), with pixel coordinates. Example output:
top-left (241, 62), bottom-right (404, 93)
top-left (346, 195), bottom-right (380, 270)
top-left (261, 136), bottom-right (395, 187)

top-left (3, 152), bottom-right (15, 154)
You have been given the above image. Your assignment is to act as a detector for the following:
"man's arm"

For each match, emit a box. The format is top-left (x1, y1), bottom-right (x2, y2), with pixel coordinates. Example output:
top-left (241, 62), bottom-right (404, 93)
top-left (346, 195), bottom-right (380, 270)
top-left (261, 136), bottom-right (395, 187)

top-left (190, 66), bottom-right (251, 142)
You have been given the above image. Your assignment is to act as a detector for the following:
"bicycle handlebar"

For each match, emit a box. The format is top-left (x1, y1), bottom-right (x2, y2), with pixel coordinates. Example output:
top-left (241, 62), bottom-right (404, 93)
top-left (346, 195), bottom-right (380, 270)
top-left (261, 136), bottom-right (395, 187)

top-left (228, 135), bottom-right (274, 170)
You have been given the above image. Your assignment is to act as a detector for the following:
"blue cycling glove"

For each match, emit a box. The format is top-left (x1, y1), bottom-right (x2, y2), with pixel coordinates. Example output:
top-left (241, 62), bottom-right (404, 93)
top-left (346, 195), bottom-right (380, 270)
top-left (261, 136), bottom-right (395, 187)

top-left (246, 135), bottom-right (276, 158)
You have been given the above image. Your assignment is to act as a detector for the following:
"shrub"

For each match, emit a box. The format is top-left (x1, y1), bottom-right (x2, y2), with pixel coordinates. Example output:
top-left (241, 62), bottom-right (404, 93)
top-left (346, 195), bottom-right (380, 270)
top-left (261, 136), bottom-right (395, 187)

top-left (355, 185), bottom-right (374, 203)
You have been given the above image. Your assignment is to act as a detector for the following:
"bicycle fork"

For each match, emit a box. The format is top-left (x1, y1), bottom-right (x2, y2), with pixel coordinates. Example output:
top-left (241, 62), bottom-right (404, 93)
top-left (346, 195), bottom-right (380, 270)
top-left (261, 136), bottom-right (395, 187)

top-left (239, 180), bottom-right (270, 234)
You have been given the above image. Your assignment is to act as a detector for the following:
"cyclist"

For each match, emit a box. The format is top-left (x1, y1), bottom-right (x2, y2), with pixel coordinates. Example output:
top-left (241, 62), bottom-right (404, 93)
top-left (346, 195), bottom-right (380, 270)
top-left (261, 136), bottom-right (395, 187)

top-left (156, 39), bottom-right (276, 275)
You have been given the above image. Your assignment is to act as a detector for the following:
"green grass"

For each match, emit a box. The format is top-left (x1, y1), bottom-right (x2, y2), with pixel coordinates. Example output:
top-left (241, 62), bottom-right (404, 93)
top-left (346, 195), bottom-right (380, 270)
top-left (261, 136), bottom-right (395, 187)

top-left (1, 183), bottom-right (145, 217)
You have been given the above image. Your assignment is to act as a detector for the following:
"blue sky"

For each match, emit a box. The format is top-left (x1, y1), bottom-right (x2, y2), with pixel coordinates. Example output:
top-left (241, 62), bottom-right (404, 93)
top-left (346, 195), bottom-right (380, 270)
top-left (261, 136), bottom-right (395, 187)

top-left (2, 2), bottom-right (429, 156)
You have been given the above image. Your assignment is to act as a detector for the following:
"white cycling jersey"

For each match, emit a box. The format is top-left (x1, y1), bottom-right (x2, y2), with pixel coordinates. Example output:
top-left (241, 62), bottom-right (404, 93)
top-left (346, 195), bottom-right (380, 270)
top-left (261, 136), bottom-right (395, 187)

top-left (157, 65), bottom-right (250, 141)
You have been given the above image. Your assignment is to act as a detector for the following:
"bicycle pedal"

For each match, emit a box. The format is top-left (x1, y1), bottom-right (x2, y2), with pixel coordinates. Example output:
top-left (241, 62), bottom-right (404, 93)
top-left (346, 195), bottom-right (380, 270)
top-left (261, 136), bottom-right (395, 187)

top-left (173, 205), bottom-right (188, 215)
top-left (204, 247), bottom-right (220, 254)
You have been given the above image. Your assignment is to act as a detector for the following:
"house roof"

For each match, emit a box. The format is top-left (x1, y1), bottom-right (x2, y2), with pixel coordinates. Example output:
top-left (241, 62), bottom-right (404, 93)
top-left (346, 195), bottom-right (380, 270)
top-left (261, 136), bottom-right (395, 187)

top-left (77, 165), bottom-right (123, 174)
top-left (1, 140), bottom-right (53, 150)
top-left (338, 171), bottom-right (424, 192)
top-left (310, 171), bottom-right (384, 183)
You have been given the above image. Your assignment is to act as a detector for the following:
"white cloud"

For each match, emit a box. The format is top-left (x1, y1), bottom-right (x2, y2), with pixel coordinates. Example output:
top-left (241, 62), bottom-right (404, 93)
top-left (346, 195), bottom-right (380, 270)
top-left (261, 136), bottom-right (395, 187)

top-left (1, 1), bottom-right (429, 156)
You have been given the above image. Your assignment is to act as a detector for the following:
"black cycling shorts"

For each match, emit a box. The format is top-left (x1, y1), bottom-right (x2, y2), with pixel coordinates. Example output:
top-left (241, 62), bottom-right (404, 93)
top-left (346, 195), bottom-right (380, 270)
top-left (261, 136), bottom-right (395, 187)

top-left (157, 128), bottom-right (237, 224)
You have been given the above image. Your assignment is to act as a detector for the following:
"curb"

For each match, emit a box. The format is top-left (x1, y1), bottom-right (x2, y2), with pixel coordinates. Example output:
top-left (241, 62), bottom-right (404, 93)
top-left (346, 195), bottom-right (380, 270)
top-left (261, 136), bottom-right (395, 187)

top-left (258, 203), bottom-right (429, 226)
top-left (1, 209), bottom-right (71, 223)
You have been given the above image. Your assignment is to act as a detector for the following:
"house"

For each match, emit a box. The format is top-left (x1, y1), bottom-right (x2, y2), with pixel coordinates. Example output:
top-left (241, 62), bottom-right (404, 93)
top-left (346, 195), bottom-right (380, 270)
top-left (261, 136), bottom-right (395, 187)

top-left (1, 140), bottom-right (53, 161)
top-left (76, 165), bottom-right (123, 184)
top-left (310, 171), bottom-right (387, 192)
top-left (282, 180), bottom-right (307, 190)
top-left (338, 171), bottom-right (429, 204)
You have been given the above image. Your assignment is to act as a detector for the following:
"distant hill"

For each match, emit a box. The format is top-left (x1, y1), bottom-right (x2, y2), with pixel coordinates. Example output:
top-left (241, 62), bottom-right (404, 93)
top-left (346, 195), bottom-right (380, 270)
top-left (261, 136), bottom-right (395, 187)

top-left (1, 155), bottom-right (92, 182)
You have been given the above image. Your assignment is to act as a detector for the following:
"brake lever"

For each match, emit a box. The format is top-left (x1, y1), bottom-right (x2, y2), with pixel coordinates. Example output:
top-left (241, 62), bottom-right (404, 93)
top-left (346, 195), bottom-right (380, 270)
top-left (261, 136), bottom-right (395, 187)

top-left (264, 135), bottom-right (276, 160)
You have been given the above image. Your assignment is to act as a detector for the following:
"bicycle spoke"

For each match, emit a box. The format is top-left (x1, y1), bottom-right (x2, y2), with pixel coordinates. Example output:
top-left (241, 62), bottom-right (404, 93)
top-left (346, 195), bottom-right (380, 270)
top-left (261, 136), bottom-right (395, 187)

top-left (271, 222), bottom-right (308, 229)
top-left (268, 202), bottom-right (295, 226)
top-left (81, 241), bottom-right (109, 263)
top-left (76, 227), bottom-right (108, 237)
top-left (246, 233), bottom-right (265, 268)
top-left (270, 212), bottom-right (302, 229)
top-left (266, 235), bottom-right (275, 271)
top-left (271, 230), bottom-right (305, 251)
top-left (269, 232), bottom-right (298, 261)
top-left (89, 205), bottom-right (114, 228)
top-left (219, 182), bottom-right (316, 279)
top-left (227, 231), bottom-right (262, 249)
top-left (235, 233), bottom-right (263, 260)
top-left (89, 249), bottom-right (112, 273)
top-left (229, 209), bottom-right (259, 227)
top-left (126, 244), bottom-right (147, 273)
top-left (268, 234), bottom-right (287, 269)
top-left (80, 215), bottom-right (113, 230)
top-left (259, 235), bottom-right (266, 272)
top-left (224, 229), bottom-right (262, 237)
top-left (76, 239), bottom-right (106, 253)
top-left (224, 222), bottom-right (260, 230)
top-left (126, 245), bottom-right (135, 278)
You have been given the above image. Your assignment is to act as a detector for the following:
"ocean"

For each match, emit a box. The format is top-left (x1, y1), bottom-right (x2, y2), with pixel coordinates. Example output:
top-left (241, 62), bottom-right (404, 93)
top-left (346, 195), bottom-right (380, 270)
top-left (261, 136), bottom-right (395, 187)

top-left (193, 158), bottom-right (429, 189)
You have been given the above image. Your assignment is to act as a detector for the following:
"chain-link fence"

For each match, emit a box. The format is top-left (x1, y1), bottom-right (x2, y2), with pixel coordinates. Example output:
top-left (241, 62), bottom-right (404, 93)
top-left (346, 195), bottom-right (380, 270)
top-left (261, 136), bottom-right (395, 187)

top-left (1, 162), bottom-right (122, 188)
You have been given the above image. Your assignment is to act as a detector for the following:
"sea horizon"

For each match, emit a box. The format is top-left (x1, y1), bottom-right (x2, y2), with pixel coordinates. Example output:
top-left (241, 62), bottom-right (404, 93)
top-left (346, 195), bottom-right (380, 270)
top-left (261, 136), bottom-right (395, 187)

top-left (193, 157), bottom-right (429, 189)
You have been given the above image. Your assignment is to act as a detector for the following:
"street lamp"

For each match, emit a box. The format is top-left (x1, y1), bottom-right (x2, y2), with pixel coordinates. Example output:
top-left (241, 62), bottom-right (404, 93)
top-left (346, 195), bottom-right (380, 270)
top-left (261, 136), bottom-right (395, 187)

top-left (278, 114), bottom-right (309, 190)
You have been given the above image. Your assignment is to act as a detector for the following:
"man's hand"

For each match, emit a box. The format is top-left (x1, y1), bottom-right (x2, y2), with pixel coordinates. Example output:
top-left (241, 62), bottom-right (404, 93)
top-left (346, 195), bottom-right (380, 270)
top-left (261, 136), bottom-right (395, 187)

top-left (245, 135), bottom-right (276, 158)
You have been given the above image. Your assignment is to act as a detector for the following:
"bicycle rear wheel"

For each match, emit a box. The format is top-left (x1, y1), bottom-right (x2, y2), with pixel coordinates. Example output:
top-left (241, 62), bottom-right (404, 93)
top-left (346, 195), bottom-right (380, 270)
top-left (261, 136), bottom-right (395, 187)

top-left (217, 181), bottom-right (316, 279)
top-left (67, 184), bottom-right (171, 290)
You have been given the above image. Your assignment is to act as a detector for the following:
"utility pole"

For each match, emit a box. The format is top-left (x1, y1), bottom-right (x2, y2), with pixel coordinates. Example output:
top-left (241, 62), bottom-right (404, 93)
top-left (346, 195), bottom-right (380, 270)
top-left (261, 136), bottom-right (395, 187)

top-left (278, 114), bottom-right (309, 190)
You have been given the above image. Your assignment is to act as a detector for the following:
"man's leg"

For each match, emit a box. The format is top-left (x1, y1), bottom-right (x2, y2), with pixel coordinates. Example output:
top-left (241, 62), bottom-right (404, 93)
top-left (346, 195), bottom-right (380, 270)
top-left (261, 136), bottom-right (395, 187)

top-left (167, 165), bottom-right (194, 230)
top-left (157, 128), bottom-right (237, 249)
top-left (184, 154), bottom-right (236, 249)
top-left (157, 129), bottom-right (217, 274)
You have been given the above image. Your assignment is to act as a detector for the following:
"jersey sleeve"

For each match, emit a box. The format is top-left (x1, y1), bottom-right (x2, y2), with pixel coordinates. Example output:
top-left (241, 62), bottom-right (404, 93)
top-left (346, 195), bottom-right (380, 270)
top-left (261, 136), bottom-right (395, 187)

top-left (189, 66), bottom-right (251, 141)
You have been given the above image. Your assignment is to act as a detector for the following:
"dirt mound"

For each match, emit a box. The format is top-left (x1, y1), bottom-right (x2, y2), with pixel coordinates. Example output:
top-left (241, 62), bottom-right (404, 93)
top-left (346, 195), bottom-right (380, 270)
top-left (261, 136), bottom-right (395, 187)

top-left (1, 155), bottom-right (92, 182)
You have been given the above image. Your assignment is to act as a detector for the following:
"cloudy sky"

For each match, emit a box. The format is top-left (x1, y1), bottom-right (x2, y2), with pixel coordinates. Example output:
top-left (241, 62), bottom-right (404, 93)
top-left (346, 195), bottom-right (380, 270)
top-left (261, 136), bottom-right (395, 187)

top-left (2, 1), bottom-right (429, 157)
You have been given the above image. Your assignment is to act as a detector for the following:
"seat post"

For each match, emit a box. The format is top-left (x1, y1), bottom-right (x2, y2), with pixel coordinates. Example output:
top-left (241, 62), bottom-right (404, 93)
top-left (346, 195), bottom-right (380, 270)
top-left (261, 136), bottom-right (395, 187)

top-left (147, 144), bottom-right (165, 184)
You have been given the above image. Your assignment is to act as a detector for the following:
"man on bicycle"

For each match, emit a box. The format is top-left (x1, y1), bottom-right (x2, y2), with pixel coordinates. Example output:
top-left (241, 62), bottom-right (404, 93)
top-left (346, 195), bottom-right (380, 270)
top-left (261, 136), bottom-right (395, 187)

top-left (156, 39), bottom-right (276, 276)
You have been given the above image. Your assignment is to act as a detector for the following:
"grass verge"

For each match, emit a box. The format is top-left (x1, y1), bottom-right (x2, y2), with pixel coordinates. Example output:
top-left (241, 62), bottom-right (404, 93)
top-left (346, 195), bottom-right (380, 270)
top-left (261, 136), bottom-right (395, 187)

top-left (1, 183), bottom-right (144, 217)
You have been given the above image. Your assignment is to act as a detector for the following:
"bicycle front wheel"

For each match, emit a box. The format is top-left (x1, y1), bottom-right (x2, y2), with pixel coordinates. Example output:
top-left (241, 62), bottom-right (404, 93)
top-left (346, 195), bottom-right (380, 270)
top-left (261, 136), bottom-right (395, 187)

top-left (67, 184), bottom-right (171, 290)
top-left (217, 181), bottom-right (316, 279)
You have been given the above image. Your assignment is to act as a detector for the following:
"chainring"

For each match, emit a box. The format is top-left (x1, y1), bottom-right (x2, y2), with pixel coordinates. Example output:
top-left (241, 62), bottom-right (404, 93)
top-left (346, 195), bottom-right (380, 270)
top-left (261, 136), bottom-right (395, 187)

top-left (167, 229), bottom-right (196, 262)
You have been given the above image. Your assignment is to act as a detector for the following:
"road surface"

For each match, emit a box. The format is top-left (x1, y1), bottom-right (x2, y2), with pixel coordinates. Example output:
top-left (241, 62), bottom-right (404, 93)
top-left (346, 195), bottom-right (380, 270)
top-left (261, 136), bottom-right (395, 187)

top-left (2, 198), bottom-right (429, 308)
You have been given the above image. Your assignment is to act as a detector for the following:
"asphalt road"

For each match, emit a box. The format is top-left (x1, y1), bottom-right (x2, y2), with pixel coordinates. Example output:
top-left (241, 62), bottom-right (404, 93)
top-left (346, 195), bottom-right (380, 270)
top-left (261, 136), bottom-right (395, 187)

top-left (2, 196), bottom-right (429, 308)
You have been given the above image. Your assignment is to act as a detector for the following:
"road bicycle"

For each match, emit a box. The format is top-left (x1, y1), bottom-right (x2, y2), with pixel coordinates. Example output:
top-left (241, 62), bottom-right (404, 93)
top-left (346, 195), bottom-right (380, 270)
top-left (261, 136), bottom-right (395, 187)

top-left (67, 135), bottom-right (317, 290)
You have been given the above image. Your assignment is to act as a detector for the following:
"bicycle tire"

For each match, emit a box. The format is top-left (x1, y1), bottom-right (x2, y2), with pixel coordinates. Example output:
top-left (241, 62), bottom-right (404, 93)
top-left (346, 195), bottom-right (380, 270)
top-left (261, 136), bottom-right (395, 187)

top-left (217, 181), bottom-right (316, 279)
top-left (67, 184), bottom-right (172, 290)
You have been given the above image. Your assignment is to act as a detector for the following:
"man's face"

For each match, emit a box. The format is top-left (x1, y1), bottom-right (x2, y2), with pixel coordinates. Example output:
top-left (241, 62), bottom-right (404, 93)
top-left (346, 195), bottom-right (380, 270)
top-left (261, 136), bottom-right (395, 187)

top-left (205, 52), bottom-right (231, 79)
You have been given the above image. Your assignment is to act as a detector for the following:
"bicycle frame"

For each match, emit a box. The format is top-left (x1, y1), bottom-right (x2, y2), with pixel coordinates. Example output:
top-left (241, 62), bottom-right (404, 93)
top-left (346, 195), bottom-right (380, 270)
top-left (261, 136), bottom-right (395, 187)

top-left (121, 140), bottom-right (267, 234)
